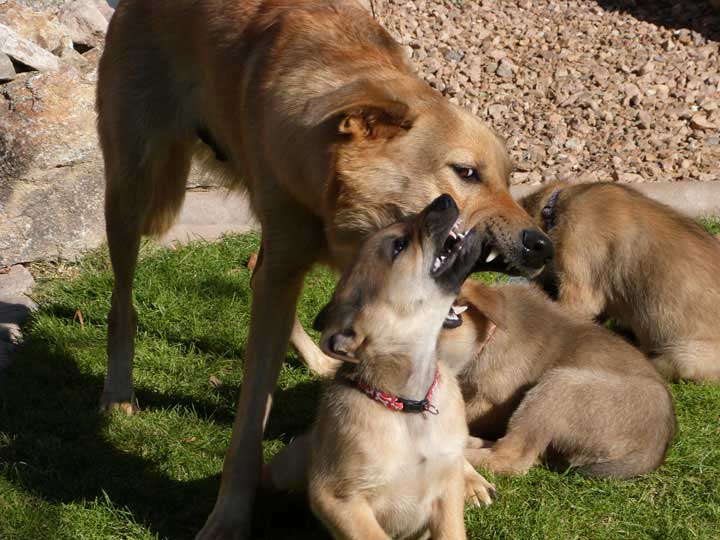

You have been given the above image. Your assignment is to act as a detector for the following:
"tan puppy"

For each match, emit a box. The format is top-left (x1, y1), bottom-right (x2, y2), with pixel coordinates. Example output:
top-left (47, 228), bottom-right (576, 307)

top-left (437, 280), bottom-right (677, 479)
top-left (521, 182), bottom-right (720, 382)
top-left (97, 1), bottom-right (552, 537)
top-left (266, 195), bottom-right (495, 539)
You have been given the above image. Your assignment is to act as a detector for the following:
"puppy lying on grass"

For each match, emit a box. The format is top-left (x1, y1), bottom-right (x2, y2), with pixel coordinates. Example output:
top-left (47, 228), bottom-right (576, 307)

top-left (438, 280), bottom-right (677, 479)
top-left (265, 195), bottom-right (495, 540)
top-left (521, 182), bottom-right (720, 382)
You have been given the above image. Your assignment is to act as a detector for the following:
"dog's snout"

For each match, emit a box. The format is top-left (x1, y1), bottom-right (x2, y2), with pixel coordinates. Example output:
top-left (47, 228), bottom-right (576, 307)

top-left (521, 229), bottom-right (554, 268)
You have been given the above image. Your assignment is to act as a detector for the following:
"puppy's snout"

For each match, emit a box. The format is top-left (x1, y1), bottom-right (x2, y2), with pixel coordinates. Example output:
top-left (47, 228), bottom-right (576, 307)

top-left (428, 193), bottom-right (457, 213)
top-left (520, 229), bottom-right (554, 268)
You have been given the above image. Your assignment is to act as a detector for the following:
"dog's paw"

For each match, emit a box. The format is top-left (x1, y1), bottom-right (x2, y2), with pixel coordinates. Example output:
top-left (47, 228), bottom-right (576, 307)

top-left (464, 465), bottom-right (497, 507)
top-left (99, 393), bottom-right (138, 416)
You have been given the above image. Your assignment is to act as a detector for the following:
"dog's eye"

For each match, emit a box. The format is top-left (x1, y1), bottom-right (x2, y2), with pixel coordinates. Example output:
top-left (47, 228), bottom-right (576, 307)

top-left (452, 165), bottom-right (481, 182)
top-left (392, 236), bottom-right (408, 259)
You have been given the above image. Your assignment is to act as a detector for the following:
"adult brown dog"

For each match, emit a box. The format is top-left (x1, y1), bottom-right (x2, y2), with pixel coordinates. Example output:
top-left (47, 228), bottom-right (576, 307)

top-left (437, 280), bottom-right (677, 479)
top-left (96, 1), bottom-right (552, 537)
top-left (266, 195), bottom-right (496, 539)
top-left (521, 182), bottom-right (720, 382)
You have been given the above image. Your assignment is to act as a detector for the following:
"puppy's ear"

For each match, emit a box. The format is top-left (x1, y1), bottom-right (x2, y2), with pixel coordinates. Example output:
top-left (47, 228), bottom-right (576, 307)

top-left (458, 281), bottom-right (507, 330)
top-left (313, 296), bottom-right (365, 363)
top-left (304, 80), bottom-right (413, 139)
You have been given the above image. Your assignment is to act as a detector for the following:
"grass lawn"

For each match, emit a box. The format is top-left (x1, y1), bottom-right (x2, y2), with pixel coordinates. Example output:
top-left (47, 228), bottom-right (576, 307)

top-left (2, 225), bottom-right (720, 540)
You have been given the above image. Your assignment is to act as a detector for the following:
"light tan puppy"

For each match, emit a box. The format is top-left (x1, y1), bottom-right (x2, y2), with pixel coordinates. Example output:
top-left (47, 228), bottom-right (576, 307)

top-left (521, 182), bottom-right (720, 382)
top-left (266, 195), bottom-right (495, 539)
top-left (437, 280), bottom-right (677, 479)
top-left (97, 1), bottom-right (552, 537)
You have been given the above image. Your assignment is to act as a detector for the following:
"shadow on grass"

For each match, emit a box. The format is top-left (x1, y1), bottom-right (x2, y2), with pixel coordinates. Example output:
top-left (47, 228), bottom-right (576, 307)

top-left (0, 329), bottom-right (327, 539)
top-left (594, 0), bottom-right (720, 42)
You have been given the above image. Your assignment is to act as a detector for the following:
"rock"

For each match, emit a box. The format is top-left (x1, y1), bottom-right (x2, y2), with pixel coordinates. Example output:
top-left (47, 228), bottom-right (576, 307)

top-left (496, 58), bottom-right (515, 78)
top-left (57, 0), bottom-right (110, 48)
top-left (690, 113), bottom-right (718, 131)
top-left (0, 265), bottom-right (35, 297)
top-left (0, 23), bottom-right (60, 72)
top-left (0, 1), bottom-right (73, 52)
top-left (0, 67), bottom-right (102, 266)
top-left (638, 111), bottom-right (652, 129)
top-left (0, 51), bottom-right (14, 81)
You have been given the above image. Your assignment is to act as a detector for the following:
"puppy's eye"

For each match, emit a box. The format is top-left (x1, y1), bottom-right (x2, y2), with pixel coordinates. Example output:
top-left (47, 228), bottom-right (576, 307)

top-left (452, 165), bottom-right (481, 182)
top-left (392, 236), bottom-right (408, 259)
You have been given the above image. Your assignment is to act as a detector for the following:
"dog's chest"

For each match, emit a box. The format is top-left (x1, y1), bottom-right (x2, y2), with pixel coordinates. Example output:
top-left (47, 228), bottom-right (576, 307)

top-left (367, 395), bottom-right (466, 536)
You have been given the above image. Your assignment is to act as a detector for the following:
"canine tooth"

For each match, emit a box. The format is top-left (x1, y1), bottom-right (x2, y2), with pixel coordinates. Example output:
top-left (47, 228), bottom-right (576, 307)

top-left (449, 230), bottom-right (457, 239)
top-left (452, 305), bottom-right (468, 315)
top-left (440, 255), bottom-right (447, 262)
top-left (485, 248), bottom-right (500, 263)
top-left (447, 312), bottom-right (459, 320)
top-left (433, 258), bottom-right (442, 271)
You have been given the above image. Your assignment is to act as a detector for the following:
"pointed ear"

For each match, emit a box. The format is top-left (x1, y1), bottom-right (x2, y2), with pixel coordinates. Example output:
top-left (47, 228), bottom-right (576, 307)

top-left (304, 80), bottom-right (413, 139)
top-left (457, 281), bottom-right (507, 330)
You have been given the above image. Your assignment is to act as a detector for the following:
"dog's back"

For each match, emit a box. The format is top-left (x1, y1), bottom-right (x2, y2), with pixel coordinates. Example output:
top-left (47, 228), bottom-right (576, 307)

top-left (442, 282), bottom-right (676, 479)
top-left (521, 182), bottom-right (720, 381)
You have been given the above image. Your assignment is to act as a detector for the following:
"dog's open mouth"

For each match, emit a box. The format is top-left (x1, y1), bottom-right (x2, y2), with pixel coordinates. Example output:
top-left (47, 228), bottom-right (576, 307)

top-left (473, 233), bottom-right (545, 278)
top-left (443, 303), bottom-right (468, 329)
top-left (431, 218), bottom-right (471, 276)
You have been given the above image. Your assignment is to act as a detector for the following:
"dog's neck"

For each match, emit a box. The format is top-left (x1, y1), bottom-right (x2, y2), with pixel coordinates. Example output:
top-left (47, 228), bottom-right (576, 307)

top-left (342, 341), bottom-right (440, 402)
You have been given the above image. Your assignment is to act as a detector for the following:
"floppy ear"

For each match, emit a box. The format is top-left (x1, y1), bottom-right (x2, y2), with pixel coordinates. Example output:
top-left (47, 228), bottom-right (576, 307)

top-left (458, 281), bottom-right (507, 330)
top-left (313, 298), bottom-right (365, 363)
top-left (304, 80), bottom-right (413, 139)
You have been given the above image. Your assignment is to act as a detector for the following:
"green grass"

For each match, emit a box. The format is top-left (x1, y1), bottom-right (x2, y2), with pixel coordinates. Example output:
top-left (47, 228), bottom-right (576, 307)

top-left (2, 231), bottom-right (720, 540)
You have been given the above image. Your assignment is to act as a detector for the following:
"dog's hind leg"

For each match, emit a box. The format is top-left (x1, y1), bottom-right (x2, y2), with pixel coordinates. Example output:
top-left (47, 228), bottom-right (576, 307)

top-left (101, 138), bottom-right (193, 413)
top-left (652, 340), bottom-right (720, 382)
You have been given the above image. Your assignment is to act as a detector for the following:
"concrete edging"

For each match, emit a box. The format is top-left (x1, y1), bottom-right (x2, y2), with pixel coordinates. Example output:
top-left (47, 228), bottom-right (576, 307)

top-left (162, 181), bottom-right (720, 245)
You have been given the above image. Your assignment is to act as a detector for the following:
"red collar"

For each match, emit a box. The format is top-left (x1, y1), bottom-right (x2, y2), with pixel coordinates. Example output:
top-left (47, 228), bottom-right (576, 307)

top-left (344, 366), bottom-right (440, 415)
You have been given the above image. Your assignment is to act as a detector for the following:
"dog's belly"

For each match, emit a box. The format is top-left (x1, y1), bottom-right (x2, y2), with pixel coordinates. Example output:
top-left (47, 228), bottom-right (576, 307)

top-left (368, 423), bottom-right (465, 539)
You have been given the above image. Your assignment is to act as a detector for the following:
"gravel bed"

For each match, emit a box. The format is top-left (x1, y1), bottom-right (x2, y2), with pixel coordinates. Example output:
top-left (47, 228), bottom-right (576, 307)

top-left (378, 0), bottom-right (719, 185)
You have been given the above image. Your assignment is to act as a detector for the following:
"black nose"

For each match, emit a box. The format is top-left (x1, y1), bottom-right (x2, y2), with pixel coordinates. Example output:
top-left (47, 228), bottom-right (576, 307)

top-left (521, 229), bottom-right (554, 268)
top-left (428, 193), bottom-right (456, 213)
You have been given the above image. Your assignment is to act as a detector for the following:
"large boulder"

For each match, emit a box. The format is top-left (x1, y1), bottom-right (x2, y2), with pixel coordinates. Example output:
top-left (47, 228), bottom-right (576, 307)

top-left (0, 1), bottom-right (73, 52)
top-left (0, 61), bottom-right (103, 266)
top-left (0, 22), bottom-right (60, 72)
top-left (57, 0), bottom-right (111, 49)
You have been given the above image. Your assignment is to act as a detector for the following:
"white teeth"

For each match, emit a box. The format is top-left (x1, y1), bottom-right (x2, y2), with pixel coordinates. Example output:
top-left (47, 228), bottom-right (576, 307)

top-left (452, 305), bottom-right (468, 315)
top-left (447, 312), bottom-right (459, 320)
top-left (440, 255), bottom-right (447, 262)
top-left (485, 248), bottom-right (500, 263)
top-left (433, 258), bottom-right (442, 271)
top-left (449, 230), bottom-right (457, 239)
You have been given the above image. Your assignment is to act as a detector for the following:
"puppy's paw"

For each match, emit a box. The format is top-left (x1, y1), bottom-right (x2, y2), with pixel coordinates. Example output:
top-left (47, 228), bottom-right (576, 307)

top-left (464, 463), bottom-right (497, 507)
top-left (466, 436), bottom-right (493, 450)
top-left (99, 393), bottom-right (138, 416)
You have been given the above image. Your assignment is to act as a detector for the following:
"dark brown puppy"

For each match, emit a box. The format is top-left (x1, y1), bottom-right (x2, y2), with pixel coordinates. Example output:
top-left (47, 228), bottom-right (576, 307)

top-left (437, 280), bottom-right (677, 479)
top-left (97, 1), bottom-right (552, 538)
top-left (521, 182), bottom-right (720, 382)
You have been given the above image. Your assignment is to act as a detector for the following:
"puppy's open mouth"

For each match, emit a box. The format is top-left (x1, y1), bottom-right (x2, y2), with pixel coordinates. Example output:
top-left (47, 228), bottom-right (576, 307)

top-left (431, 218), bottom-right (472, 276)
top-left (443, 303), bottom-right (468, 329)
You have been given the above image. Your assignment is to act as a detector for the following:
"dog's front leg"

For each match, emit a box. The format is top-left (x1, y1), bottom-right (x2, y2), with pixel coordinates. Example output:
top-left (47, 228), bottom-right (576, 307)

top-left (196, 247), bottom-right (309, 540)
top-left (248, 249), bottom-right (341, 378)
top-left (429, 460), bottom-right (467, 540)
top-left (310, 489), bottom-right (391, 540)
